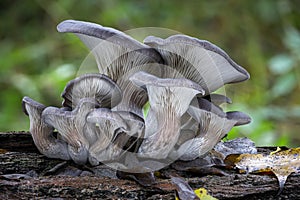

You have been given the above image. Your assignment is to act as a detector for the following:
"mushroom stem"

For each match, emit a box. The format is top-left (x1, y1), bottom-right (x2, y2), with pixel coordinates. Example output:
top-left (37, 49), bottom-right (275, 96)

top-left (130, 71), bottom-right (204, 159)
top-left (22, 97), bottom-right (70, 160)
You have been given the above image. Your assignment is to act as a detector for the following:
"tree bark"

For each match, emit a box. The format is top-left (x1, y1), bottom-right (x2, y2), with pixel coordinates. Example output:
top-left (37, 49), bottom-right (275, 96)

top-left (0, 132), bottom-right (299, 199)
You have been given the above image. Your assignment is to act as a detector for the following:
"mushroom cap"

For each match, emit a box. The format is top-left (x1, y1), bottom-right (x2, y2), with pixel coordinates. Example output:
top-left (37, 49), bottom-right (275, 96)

top-left (175, 104), bottom-right (235, 160)
top-left (57, 20), bottom-right (162, 60)
top-left (61, 73), bottom-right (122, 109)
top-left (203, 93), bottom-right (232, 105)
top-left (42, 98), bottom-right (99, 147)
top-left (130, 70), bottom-right (205, 93)
top-left (22, 96), bottom-right (70, 160)
top-left (22, 96), bottom-right (45, 116)
top-left (130, 71), bottom-right (204, 159)
top-left (191, 97), bottom-right (227, 118)
top-left (42, 98), bottom-right (99, 164)
top-left (57, 20), bottom-right (163, 117)
top-left (175, 97), bottom-right (251, 161)
top-left (57, 20), bottom-right (163, 77)
top-left (87, 108), bottom-right (129, 132)
top-left (87, 109), bottom-right (145, 164)
top-left (226, 111), bottom-right (252, 126)
top-left (144, 34), bottom-right (250, 93)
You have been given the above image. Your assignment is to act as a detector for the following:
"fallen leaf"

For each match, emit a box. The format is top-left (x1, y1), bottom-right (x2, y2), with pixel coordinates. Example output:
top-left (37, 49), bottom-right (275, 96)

top-left (225, 147), bottom-right (300, 194)
top-left (194, 188), bottom-right (218, 200)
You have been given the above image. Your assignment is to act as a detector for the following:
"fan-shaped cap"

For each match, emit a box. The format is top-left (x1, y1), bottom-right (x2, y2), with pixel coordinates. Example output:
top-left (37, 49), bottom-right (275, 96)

top-left (57, 20), bottom-right (163, 76)
top-left (42, 98), bottom-right (99, 164)
top-left (87, 109), bottom-right (144, 165)
top-left (175, 98), bottom-right (251, 161)
top-left (226, 111), bottom-right (251, 126)
top-left (22, 96), bottom-right (70, 160)
top-left (144, 34), bottom-right (250, 93)
top-left (61, 74), bottom-right (122, 109)
top-left (57, 20), bottom-right (163, 117)
top-left (130, 71), bottom-right (204, 159)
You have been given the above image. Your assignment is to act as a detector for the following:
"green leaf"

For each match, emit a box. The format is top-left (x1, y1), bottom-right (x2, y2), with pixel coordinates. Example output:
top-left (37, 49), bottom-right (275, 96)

top-left (268, 54), bottom-right (294, 75)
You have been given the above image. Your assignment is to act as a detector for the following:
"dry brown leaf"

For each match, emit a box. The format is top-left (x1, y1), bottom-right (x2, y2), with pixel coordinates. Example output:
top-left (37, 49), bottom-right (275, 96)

top-left (225, 147), bottom-right (300, 194)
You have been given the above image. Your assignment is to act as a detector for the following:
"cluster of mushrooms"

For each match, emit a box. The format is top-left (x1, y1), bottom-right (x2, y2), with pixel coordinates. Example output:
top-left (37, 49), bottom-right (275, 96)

top-left (22, 20), bottom-right (251, 172)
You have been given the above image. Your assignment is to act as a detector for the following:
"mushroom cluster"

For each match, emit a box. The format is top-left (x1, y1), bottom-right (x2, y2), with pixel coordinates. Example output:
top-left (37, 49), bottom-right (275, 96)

top-left (22, 20), bottom-right (251, 172)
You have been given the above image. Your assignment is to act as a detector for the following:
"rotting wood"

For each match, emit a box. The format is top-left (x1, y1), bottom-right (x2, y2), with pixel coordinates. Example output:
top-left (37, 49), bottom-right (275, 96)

top-left (0, 132), bottom-right (300, 200)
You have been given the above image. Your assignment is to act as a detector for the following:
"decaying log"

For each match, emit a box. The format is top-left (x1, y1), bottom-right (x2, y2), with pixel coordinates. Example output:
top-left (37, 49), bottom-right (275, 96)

top-left (0, 132), bottom-right (300, 199)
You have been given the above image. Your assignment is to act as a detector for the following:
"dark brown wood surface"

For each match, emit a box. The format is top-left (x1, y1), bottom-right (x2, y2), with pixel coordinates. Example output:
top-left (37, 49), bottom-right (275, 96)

top-left (1, 132), bottom-right (299, 199)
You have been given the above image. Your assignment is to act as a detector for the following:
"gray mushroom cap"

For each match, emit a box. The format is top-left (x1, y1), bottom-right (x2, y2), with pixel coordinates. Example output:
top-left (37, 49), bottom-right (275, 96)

top-left (130, 71), bottom-right (204, 159)
top-left (42, 98), bottom-right (99, 165)
top-left (57, 19), bottom-right (162, 61)
top-left (22, 96), bottom-right (70, 160)
top-left (61, 73), bottom-right (122, 109)
top-left (57, 20), bottom-right (164, 117)
top-left (86, 109), bottom-right (144, 165)
top-left (204, 94), bottom-right (232, 105)
top-left (226, 111), bottom-right (252, 126)
top-left (144, 34), bottom-right (250, 93)
top-left (175, 98), bottom-right (251, 161)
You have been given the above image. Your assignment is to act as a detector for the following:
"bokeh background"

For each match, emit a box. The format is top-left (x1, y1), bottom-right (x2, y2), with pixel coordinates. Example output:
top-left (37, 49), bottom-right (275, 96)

top-left (1, 0), bottom-right (299, 147)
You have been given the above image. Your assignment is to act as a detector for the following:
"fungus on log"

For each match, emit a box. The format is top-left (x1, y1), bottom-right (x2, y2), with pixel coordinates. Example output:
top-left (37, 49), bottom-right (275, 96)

top-left (42, 98), bottom-right (99, 165)
top-left (130, 71), bottom-right (204, 159)
top-left (22, 97), bottom-right (70, 160)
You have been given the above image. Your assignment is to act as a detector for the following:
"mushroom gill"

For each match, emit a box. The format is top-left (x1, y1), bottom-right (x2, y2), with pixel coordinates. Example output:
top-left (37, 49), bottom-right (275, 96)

top-left (61, 73), bottom-right (122, 109)
top-left (143, 35), bottom-right (250, 94)
top-left (42, 98), bottom-right (99, 165)
top-left (22, 20), bottom-right (253, 170)
top-left (174, 98), bottom-right (251, 161)
top-left (22, 96), bottom-right (70, 160)
top-left (130, 71), bottom-right (205, 159)
top-left (87, 108), bottom-right (144, 165)
top-left (57, 20), bottom-right (164, 117)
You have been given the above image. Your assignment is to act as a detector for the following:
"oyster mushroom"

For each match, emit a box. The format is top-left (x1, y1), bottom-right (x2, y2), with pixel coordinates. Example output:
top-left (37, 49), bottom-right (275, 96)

top-left (22, 96), bottom-right (70, 160)
top-left (143, 35), bottom-right (250, 94)
top-left (61, 73), bottom-right (122, 109)
top-left (178, 94), bottom-right (232, 146)
top-left (57, 20), bottom-right (164, 117)
top-left (174, 98), bottom-right (251, 161)
top-left (42, 98), bottom-right (99, 165)
top-left (130, 71), bottom-right (205, 159)
top-left (87, 108), bottom-right (144, 165)
top-left (226, 111), bottom-right (252, 126)
top-left (204, 93), bottom-right (232, 105)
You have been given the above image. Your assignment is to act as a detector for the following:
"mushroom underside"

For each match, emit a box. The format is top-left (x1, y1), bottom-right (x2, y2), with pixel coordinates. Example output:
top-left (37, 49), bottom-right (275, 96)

top-left (22, 20), bottom-right (251, 170)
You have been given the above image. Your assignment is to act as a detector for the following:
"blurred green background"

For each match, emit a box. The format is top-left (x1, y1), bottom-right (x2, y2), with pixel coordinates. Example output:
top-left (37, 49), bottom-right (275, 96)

top-left (0, 0), bottom-right (299, 147)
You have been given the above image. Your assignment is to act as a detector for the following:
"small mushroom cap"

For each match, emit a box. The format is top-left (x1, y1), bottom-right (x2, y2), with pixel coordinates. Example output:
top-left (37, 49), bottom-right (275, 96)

top-left (226, 111), bottom-right (252, 126)
top-left (176, 97), bottom-right (251, 160)
top-left (130, 71), bottom-right (204, 159)
top-left (22, 96), bottom-right (45, 116)
top-left (42, 98), bottom-right (99, 148)
top-left (144, 34), bottom-right (250, 93)
top-left (61, 73), bottom-right (122, 109)
top-left (191, 97), bottom-right (227, 118)
top-left (42, 98), bottom-right (100, 165)
top-left (87, 109), bottom-right (144, 148)
top-left (203, 94), bottom-right (232, 105)
top-left (22, 96), bottom-right (70, 160)
top-left (130, 71), bottom-right (205, 94)
top-left (87, 108), bottom-right (129, 131)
